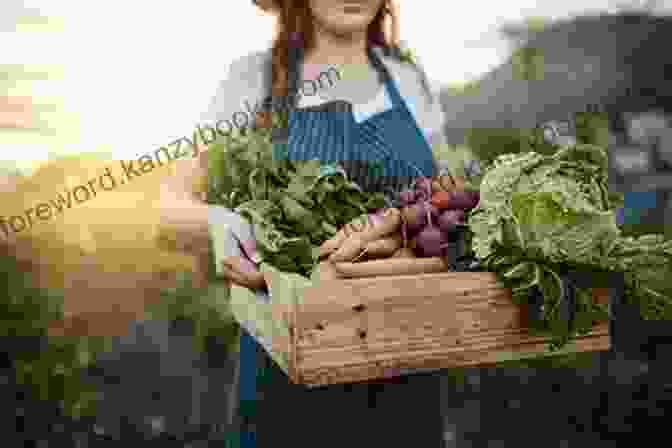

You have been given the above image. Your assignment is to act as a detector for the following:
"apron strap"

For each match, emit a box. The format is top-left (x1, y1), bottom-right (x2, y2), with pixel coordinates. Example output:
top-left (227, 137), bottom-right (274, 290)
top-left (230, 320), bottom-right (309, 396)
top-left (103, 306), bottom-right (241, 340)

top-left (366, 46), bottom-right (407, 111)
top-left (287, 40), bottom-right (304, 109)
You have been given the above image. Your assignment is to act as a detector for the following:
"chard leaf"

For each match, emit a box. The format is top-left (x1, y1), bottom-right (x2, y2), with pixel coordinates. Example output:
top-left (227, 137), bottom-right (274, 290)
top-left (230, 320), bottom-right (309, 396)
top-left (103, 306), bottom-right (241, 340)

top-left (209, 125), bottom-right (385, 277)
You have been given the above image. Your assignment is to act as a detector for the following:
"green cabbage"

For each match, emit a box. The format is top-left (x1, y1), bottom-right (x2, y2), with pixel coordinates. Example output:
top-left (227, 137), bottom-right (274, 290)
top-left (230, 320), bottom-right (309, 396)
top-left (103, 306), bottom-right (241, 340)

top-left (470, 144), bottom-right (672, 349)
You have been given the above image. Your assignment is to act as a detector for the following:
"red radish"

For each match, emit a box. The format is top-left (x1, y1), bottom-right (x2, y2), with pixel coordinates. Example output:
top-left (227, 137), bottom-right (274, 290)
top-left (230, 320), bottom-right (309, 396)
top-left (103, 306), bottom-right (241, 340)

top-left (431, 191), bottom-right (451, 210)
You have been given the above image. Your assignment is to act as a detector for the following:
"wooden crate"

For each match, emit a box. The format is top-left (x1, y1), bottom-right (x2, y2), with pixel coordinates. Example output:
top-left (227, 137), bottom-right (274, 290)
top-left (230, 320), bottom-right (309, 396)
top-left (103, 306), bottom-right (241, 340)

top-left (230, 270), bottom-right (610, 387)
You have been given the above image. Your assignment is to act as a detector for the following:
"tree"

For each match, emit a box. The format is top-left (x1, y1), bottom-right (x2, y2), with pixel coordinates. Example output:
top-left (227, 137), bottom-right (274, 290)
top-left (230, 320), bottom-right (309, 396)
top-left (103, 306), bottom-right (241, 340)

top-left (609, 0), bottom-right (667, 14)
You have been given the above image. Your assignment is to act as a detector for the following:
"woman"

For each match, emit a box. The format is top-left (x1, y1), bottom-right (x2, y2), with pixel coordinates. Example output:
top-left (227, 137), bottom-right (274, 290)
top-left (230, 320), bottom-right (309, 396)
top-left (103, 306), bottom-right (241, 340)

top-left (192, 0), bottom-right (451, 446)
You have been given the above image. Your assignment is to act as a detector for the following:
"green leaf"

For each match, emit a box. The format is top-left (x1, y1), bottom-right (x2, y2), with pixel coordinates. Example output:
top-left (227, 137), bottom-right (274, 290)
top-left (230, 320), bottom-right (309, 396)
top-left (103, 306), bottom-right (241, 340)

top-left (510, 263), bottom-right (543, 296)
top-left (279, 195), bottom-right (319, 231)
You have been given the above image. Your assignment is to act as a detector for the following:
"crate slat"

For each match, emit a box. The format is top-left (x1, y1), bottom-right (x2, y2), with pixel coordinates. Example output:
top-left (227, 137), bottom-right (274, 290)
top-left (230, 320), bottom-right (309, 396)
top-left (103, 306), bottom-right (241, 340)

top-left (296, 323), bottom-right (610, 386)
top-left (231, 270), bottom-right (611, 386)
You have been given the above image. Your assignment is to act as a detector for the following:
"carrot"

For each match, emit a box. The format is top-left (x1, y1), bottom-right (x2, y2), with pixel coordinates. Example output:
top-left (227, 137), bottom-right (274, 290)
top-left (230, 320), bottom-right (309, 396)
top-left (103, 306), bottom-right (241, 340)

top-left (345, 216), bottom-right (368, 235)
top-left (407, 237), bottom-right (417, 251)
top-left (431, 179), bottom-right (445, 194)
top-left (362, 234), bottom-right (403, 260)
top-left (357, 208), bottom-right (402, 243)
top-left (402, 203), bottom-right (431, 233)
top-left (310, 261), bottom-right (342, 282)
top-left (323, 209), bottom-right (401, 262)
top-left (329, 235), bottom-right (367, 263)
top-left (391, 247), bottom-right (416, 258)
top-left (453, 175), bottom-right (466, 191)
top-left (438, 174), bottom-right (456, 192)
top-left (318, 214), bottom-right (372, 259)
top-left (319, 214), bottom-right (375, 259)
top-left (332, 257), bottom-right (448, 278)
top-left (318, 229), bottom-right (349, 259)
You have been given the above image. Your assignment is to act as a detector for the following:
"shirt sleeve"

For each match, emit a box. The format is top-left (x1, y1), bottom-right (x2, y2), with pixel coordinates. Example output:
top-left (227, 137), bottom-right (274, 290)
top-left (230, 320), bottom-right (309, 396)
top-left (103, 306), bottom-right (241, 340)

top-left (199, 51), bottom-right (270, 132)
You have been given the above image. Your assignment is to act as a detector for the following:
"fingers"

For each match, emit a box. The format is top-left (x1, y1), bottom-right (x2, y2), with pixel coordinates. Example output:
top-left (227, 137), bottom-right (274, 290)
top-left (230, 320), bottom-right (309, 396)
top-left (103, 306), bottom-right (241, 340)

top-left (226, 258), bottom-right (266, 290)
top-left (221, 257), bottom-right (266, 290)
top-left (220, 260), bottom-right (249, 287)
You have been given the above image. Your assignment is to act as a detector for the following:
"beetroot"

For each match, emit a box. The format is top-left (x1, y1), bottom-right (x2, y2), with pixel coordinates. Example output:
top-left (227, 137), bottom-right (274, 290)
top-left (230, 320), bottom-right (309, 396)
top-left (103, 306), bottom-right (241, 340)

top-left (427, 203), bottom-right (441, 222)
top-left (397, 189), bottom-right (415, 206)
top-left (413, 177), bottom-right (432, 203)
top-left (415, 227), bottom-right (447, 257)
top-left (468, 190), bottom-right (480, 208)
top-left (413, 203), bottom-right (449, 257)
top-left (446, 190), bottom-right (477, 210)
top-left (414, 188), bottom-right (430, 203)
top-left (438, 209), bottom-right (465, 233)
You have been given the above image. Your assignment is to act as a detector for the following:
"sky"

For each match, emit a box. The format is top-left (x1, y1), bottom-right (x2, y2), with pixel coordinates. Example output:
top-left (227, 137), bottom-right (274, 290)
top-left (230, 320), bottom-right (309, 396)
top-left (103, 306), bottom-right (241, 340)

top-left (3, 0), bottom-right (672, 162)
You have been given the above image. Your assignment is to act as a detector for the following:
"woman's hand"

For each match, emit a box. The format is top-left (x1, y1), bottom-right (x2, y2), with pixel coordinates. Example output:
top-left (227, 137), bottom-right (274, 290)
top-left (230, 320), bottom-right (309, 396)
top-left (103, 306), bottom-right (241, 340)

top-left (208, 206), bottom-right (267, 291)
top-left (219, 256), bottom-right (267, 290)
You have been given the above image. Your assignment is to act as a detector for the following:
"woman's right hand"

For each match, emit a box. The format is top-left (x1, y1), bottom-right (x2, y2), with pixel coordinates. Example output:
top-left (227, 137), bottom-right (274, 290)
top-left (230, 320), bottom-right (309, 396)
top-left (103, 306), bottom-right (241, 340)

top-left (219, 256), bottom-right (267, 290)
top-left (208, 206), bottom-right (267, 292)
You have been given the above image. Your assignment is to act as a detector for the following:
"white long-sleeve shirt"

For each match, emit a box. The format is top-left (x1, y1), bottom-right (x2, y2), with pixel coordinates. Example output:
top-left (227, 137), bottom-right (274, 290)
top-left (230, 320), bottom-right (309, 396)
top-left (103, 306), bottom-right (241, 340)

top-left (174, 46), bottom-right (459, 200)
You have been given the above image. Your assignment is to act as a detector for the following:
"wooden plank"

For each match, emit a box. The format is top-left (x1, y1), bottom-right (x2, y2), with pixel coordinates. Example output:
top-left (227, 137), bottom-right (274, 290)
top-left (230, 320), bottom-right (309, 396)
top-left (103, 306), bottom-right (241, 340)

top-left (293, 322), bottom-right (609, 374)
top-left (294, 330), bottom-right (610, 386)
top-left (261, 271), bottom-right (612, 385)
top-left (298, 275), bottom-right (502, 331)
top-left (295, 286), bottom-right (516, 350)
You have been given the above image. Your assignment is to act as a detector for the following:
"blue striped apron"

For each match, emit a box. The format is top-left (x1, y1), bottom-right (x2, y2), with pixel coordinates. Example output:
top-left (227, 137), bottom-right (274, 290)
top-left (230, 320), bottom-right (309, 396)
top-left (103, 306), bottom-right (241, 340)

top-left (235, 46), bottom-right (444, 447)
top-left (275, 45), bottom-right (438, 194)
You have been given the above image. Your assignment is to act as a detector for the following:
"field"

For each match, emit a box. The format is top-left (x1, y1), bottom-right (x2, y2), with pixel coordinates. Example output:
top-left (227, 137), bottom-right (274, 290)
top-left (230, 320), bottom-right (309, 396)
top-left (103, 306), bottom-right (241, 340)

top-left (1, 152), bottom-right (211, 337)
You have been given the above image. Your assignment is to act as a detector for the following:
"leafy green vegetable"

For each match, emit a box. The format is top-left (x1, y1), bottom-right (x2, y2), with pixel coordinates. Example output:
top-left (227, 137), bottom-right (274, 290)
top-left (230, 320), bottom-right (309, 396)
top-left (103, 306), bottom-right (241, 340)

top-left (471, 143), bottom-right (672, 349)
top-left (207, 121), bottom-right (387, 278)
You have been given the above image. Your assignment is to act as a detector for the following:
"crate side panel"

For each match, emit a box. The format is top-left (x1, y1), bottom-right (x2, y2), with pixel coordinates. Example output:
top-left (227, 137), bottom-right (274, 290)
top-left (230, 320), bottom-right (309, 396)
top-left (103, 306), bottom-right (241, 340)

top-left (296, 323), bottom-right (610, 386)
